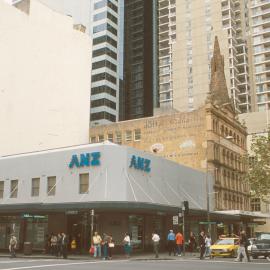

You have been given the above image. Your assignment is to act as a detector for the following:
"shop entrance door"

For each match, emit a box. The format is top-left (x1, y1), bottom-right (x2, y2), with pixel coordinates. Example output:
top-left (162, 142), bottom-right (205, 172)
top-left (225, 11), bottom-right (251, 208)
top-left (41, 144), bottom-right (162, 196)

top-left (128, 215), bottom-right (144, 251)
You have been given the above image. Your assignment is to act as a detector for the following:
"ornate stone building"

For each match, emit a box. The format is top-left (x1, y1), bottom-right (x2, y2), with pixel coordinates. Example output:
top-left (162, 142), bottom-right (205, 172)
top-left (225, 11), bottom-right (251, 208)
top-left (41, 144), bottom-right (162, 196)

top-left (89, 37), bottom-right (250, 211)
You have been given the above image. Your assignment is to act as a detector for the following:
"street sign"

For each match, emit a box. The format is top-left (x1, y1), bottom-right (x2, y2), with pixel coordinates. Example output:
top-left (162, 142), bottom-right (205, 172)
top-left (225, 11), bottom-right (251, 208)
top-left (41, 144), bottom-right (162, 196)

top-left (173, 216), bottom-right (178, 225)
top-left (199, 221), bottom-right (216, 225)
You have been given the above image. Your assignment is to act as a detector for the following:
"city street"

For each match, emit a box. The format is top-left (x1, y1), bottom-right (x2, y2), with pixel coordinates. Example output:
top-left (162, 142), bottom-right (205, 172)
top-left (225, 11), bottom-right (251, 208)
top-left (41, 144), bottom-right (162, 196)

top-left (0, 258), bottom-right (269, 270)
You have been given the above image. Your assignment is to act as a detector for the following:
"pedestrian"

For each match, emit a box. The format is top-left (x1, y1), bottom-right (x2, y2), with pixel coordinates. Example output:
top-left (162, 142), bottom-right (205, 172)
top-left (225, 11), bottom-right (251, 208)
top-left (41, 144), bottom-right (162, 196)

top-left (176, 230), bottom-right (184, 256)
top-left (204, 234), bottom-right (212, 258)
top-left (199, 231), bottom-right (206, 260)
top-left (235, 230), bottom-right (248, 262)
top-left (188, 231), bottom-right (196, 254)
top-left (167, 229), bottom-right (176, 256)
top-left (9, 234), bottom-right (17, 258)
top-left (50, 233), bottom-right (57, 256)
top-left (123, 233), bottom-right (131, 258)
top-left (93, 231), bottom-right (102, 258)
top-left (152, 231), bottom-right (160, 258)
top-left (107, 234), bottom-right (114, 260)
top-left (56, 233), bottom-right (62, 257)
top-left (102, 233), bottom-right (109, 260)
top-left (61, 232), bottom-right (68, 259)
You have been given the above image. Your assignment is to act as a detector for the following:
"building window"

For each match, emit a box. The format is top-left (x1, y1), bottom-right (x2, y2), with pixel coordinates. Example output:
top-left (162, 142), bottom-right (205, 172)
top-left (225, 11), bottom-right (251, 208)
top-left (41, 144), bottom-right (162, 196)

top-left (91, 98), bottom-right (116, 110)
top-left (47, 176), bottom-right (56, 196)
top-left (98, 135), bottom-right (105, 142)
top-left (31, 178), bottom-right (40, 197)
top-left (134, 129), bottom-right (141, 141)
top-left (79, 173), bottom-right (89, 194)
top-left (91, 112), bottom-right (116, 122)
top-left (90, 136), bottom-right (97, 143)
top-left (125, 130), bottom-right (132, 142)
top-left (0, 181), bottom-right (4, 199)
top-left (251, 198), bottom-right (261, 212)
top-left (91, 72), bottom-right (117, 84)
top-left (10, 180), bottom-right (18, 198)
top-left (115, 132), bottom-right (122, 144)
top-left (92, 47), bottom-right (117, 60)
top-left (91, 85), bottom-right (116, 97)
top-left (107, 133), bottom-right (114, 142)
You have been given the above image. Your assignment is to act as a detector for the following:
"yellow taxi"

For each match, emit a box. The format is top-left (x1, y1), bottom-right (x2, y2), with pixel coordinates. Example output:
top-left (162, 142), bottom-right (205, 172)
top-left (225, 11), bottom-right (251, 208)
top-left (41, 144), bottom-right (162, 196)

top-left (210, 237), bottom-right (239, 258)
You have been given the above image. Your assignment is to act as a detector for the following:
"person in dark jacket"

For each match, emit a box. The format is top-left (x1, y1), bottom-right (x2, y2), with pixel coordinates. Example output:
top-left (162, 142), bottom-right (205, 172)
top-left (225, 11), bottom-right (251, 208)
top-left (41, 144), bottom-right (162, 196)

top-left (198, 231), bottom-right (206, 260)
top-left (61, 232), bottom-right (68, 259)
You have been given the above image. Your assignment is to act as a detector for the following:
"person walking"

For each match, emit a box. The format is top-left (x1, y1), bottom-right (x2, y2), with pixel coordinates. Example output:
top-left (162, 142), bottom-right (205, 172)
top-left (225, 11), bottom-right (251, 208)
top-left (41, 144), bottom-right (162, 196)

top-left (93, 231), bottom-right (102, 258)
top-left (61, 232), bottom-right (68, 259)
top-left (152, 231), bottom-right (160, 258)
top-left (176, 231), bottom-right (184, 256)
top-left (198, 231), bottom-right (206, 260)
top-left (235, 230), bottom-right (248, 262)
top-left (9, 234), bottom-right (17, 258)
top-left (188, 232), bottom-right (196, 255)
top-left (204, 234), bottom-right (212, 258)
top-left (167, 230), bottom-right (176, 256)
top-left (123, 233), bottom-right (131, 258)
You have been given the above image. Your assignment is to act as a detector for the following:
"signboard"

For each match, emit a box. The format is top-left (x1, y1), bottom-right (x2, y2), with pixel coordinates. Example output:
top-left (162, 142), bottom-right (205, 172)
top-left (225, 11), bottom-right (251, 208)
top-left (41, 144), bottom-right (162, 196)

top-left (129, 155), bottom-right (151, 173)
top-left (199, 221), bottom-right (216, 225)
top-left (22, 214), bottom-right (46, 219)
top-left (173, 216), bottom-right (178, 225)
top-left (69, 152), bottom-right (101, 168)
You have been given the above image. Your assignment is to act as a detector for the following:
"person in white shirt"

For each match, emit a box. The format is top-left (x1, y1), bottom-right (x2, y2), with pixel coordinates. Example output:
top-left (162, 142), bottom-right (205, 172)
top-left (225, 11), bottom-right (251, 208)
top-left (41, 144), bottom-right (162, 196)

top-left (204, 234), bottom-right (212, 258)
top-left (123, 233), bottom-right (131, 258)
top-left (152, 231), bottom-right (160, 258)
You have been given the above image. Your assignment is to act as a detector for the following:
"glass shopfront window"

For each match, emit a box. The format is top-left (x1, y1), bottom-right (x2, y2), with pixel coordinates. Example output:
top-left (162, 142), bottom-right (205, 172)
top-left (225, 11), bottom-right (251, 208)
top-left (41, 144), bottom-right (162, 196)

top-left (128, 215), bottom-right (144, 250)
top-left (0, 216), bottom-right (20, 249)
top-left (24, 215), bottom-right (48, 249)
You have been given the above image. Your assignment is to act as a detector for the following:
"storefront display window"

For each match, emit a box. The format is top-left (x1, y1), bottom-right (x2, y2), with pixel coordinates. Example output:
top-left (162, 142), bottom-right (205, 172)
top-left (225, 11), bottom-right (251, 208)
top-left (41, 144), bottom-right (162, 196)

top-left (25, 215), bottom-right (48, 249)
top-left (128, 215), bottom-right (144, 250)
top-left (0, 216), bottom-right (20, 249)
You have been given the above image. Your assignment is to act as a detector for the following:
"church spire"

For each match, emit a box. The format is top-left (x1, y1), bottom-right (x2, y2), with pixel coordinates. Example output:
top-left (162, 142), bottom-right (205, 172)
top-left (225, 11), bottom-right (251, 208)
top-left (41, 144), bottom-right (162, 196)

top-left (207, 36), bottom-right (232, 108)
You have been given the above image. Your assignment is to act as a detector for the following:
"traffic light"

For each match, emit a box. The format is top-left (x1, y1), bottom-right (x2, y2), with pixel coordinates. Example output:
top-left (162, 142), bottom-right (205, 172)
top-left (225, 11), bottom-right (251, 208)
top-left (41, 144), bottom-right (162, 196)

top-left (183, 201), bottom-right (189, 215)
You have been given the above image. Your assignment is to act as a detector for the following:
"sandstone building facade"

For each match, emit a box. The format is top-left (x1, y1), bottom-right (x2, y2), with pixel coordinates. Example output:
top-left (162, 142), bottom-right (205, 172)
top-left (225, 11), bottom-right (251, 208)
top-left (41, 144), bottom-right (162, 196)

top-left (90, 37), bottom-right (250, 211)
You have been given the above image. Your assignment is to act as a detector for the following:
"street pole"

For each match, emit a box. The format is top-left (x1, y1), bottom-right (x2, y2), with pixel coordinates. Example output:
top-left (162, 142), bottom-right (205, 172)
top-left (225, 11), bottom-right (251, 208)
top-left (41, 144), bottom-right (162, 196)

top-left (205, 141), bottom-right (210, 235)
top-left (182, 203), bottom-right (185, 256)
top-left (90, 209), bottom-right (94, 246)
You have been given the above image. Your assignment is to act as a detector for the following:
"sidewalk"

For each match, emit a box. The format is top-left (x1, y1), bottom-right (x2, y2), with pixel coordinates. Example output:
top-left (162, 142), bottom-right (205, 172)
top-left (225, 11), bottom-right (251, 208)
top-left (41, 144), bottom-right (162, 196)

top-left (0, 252), bottom-right (200, 261)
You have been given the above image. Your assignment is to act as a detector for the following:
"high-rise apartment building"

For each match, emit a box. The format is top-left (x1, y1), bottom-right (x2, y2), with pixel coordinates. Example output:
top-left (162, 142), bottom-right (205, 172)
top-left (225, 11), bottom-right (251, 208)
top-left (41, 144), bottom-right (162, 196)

top-left (249, 0), bottom-right (270, 112)
top-left (157, 0), bottom-right (252, 114)
top-left (37, 0), bottom-right (123, 126)
top-left (123, 0), bottom-right (158, 120)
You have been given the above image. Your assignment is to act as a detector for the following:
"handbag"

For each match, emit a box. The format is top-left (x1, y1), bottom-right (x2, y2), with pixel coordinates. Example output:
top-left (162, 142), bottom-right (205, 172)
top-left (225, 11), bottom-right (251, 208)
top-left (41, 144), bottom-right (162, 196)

top-left (108, 243), bottom-right (115, 248)
top-left (89, 245), bottom-right (95, 255)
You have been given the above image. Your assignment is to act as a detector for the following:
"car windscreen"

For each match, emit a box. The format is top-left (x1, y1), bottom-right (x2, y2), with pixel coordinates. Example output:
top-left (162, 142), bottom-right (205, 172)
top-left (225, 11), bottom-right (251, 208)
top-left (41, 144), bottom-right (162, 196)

top-left (215, 239), bottom-right (234, 245)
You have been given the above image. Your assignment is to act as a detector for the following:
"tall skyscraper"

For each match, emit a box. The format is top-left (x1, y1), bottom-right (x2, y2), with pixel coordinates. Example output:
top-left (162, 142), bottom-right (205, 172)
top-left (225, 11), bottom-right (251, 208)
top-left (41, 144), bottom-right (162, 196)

top-left (157, 0), bottom-right (252, 114)
top-left (37, 0), bottom-right (123, 126)
top-left (123, 0), bottom-right (158, 120)
top-left (249, 0), bottom-right (270, 112)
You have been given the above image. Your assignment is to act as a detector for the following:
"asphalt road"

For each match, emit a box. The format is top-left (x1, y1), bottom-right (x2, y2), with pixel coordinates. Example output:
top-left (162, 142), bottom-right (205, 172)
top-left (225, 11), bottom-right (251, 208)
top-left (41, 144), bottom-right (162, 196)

top-left (0, 258), bottom-right (269, 270)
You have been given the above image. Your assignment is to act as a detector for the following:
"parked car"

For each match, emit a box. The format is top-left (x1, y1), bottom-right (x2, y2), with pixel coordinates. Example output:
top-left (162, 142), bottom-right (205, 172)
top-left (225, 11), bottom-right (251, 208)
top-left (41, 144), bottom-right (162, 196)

top-left (250, 233), bottom-right (270, 260)
top-left (210, 237), bottom-right (239, 258)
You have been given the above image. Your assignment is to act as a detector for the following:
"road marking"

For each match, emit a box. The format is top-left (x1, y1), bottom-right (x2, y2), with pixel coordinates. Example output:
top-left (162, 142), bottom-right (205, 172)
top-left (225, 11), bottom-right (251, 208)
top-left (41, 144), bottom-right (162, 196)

top-left (0, 260), bottom-right (56, 265)
top-left (153, 258), bottom-right (270, 265)
top-left (0, 259), bottom-right (128, 270)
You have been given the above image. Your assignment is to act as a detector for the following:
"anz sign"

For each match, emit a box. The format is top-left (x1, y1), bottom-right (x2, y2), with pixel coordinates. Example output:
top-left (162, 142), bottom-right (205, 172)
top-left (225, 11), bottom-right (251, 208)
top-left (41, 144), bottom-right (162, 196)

top-left (129, 155), bottom-right (151, 173)
top-left (68, 152), bottom-right (101, 168)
